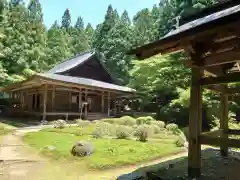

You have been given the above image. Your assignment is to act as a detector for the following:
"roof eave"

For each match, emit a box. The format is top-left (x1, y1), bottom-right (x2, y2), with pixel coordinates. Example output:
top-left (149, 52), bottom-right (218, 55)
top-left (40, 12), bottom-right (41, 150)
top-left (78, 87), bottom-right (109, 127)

top-left (129, 7), bottom-right (240, 60)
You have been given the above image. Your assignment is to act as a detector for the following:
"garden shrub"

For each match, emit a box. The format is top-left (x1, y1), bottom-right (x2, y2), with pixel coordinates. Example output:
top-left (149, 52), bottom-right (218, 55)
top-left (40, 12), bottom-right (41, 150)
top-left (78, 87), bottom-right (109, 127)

top-left (136, 116), bottom-right (155, 125)
top-left (134, 124), bottom-right (153, 142)
top-left (175, 132), bottom-right (187, 147)
top-left (53, 120), bottom-right (66, 129)
top-left (76, 119), bottom-right (91, 127)
top-left (151, 121), bottom-right (165, 128)
top-left (71, 141), bottom-right (94, 157)
top-left (150, 124), bottom-right (161, 134)
top-left (181, 126), bottom-right (189, 140)
top-left (166, 123), bottom-right (180, 135)
top-left (119, 116), bottom-right (136, 126)
top-left (92, 122), bottom-right (112, 138)
top-left (102, 118), bottom-right (117, 124)
top-left (116, 125), bottom-right (132, 139)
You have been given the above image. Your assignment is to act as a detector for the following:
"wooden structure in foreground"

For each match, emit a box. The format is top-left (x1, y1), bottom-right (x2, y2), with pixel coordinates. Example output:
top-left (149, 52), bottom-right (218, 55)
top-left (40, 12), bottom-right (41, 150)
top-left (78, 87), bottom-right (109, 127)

top-left (130, 1), bottom-right (240, 178)
top-left (1, 51), bottom-right (136, 120)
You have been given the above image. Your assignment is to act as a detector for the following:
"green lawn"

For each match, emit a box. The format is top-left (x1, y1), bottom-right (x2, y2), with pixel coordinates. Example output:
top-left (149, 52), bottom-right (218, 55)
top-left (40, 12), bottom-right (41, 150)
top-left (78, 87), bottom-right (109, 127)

top-left (24, 130), bottom-right (183, 169)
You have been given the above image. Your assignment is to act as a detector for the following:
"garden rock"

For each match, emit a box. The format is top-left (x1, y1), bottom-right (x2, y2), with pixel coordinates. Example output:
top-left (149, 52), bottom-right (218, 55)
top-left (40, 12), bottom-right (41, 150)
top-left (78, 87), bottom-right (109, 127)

top-left (45, 145), bottom-right (56, 151)
top-left (71, 141), bottom-right (94, 157)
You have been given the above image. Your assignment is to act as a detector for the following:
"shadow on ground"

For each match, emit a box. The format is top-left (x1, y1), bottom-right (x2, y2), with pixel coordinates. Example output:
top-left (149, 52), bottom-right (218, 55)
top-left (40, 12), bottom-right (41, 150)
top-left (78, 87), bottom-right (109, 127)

top-left (117, 148), bottom-right (240, 180)
top-left (0, 117), bottom-right (41, 128)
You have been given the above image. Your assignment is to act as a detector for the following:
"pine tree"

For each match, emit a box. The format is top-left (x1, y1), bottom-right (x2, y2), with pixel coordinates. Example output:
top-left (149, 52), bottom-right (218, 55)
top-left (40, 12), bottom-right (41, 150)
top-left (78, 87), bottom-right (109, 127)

top-left (26, 0), bottom-right (47, 71)
top-left (46, 21), bottom-right (73, 66)
top-left (121, 10), bottom-right (131, 25)
top-left (61, 8), bottom-right (71, 28)
top-left (75, 16), bottom-right (84, 29)
top-left (85, 23), bottom-right (94, 47)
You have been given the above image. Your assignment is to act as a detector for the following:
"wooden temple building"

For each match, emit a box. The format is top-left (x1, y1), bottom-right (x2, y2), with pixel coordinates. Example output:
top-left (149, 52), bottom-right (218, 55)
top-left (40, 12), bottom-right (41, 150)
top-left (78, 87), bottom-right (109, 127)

top-left (1, 51), bottom-right (136, 120)
top-left (130, 0), bottom-right (240, 178)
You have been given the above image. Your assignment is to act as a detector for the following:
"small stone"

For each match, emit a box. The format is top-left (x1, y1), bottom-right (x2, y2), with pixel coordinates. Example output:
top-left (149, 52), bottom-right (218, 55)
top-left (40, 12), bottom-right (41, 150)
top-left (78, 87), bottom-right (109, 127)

top-left (45, 145), bottom-right (56, 151)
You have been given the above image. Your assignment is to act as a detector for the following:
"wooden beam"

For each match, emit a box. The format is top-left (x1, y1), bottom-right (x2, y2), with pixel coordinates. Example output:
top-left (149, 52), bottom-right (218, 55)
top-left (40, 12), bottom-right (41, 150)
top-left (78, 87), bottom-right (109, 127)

top-left (226, 87), bottom-right (240, 94)
top-left (42, 84), bottom-right (47, 121)
top-left (228, 129), bottom-right (240, 135)
top-left (200, 72), bottom-right (240, 85)
top-left (220, 85), bottom-right (229, 156)
top-left (204, 85), bottom-right (225, 93)
top-left (203, 47), bottom-right (240, 67)
top-left (188, 67), bottom-right (203, 178)
top-left (200, 135), bottom-right (240, 148)
top-left (201, 129), bottom-right (223, 137)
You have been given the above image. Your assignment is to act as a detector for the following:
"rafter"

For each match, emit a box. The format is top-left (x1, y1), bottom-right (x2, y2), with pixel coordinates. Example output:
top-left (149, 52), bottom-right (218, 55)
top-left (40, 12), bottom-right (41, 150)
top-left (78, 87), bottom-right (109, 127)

top-left (200, 72), bottom-right (240, 85)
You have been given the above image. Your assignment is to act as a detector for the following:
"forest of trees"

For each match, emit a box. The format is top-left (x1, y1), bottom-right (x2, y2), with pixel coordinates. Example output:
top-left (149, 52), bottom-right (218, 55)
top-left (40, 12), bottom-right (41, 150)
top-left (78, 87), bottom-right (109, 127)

top-left (2, 0), bottom-right (235, 127)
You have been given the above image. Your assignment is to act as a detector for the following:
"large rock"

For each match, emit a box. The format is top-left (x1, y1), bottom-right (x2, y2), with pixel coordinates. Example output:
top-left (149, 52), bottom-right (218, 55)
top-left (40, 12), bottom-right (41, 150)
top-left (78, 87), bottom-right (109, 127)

top-left (71, 141), bottom-right (94, 157)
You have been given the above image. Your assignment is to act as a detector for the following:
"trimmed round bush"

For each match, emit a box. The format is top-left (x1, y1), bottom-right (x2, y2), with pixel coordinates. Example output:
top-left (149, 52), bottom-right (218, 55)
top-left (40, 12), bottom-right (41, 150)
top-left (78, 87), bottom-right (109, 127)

top-left (175, 132), bottom-right (187, 147)
top-left (71, 141), bottom-right (94, 157)
top-left (119, 116), bottom-right (136, 126)
top-left (181, 126), bottom-right (189, 140)
top-left (151, 121), bottom-right (165, 128)
top-left (92, 122), bottom-right (113, 138)
top-left (166, 123), bottom-right (179, 134)
top-left (116, 125), bottom-right (132, 139)
top-left (150, 124), bottom-right (161, 134)
top-left (76, 119), bottom-right (91, 127)
top-left (102, 118), bottom-right (117, 124)
top-left (134, 124), bottom-right (153, 142)
top-left (53, 119), bottom-right (66, 129)
top-left (136, 116), bottom-right (155, 125)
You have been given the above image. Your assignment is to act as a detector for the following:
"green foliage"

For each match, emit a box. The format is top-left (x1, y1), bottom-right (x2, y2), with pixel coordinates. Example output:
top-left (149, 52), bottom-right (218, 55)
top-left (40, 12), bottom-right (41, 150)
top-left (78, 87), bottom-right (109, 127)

top-left (150, 124), bottom-right (162, 134)
top-left (166, 123), bottom-right (179, 134)
top-left (136, 116), bottom-right (154, 125)
top-left (76, 119), bottom-right (91, 127)
top-left (92, 122), bottom-right (115, 138)
top-left (175, 131), bottom-right (187, 147)
top-left (151, 121), bottom-right (165, 128)
top-left (53, 120), bottom-right (67, 129)
top-left (119, 116), bottom-right (136, 126)
top-left (115, 125), bottom-right (132, 139)
top-left (134, 124), bottom-right (153, 142)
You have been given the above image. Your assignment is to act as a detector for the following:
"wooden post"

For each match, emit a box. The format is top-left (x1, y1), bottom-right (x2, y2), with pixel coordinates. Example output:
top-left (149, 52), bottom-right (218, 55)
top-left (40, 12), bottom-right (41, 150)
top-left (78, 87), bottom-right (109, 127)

top-left (107, 91), bottom-right (110, 116)
top-left (79, 89), bottom-right (82, 118)
top-left (101, 92), bottom-right (104, 113)
top-left (220, 85), bottom-right (228, 157)
top-left (68, 90), bottom-right (72, 111)
top-left (20, 91), bottom-right (23, 109)
top-left (114, 99), bottom-right (117, 116)
top-left (34, 93), bottom-right (37, 110)
top-left (42, 84), bottom-right (47, 121)
top-left (84, 89), bottom-right (88, 119)
top-left (52, 85), bottom-right (55, 112)
top-left (188, 67), bottom-right (203, 178)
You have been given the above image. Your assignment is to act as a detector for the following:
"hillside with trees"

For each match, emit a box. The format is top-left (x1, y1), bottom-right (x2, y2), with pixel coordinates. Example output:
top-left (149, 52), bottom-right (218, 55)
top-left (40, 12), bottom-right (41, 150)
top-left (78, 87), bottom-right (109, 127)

top-left (2, 0), bottom-right (237, 127)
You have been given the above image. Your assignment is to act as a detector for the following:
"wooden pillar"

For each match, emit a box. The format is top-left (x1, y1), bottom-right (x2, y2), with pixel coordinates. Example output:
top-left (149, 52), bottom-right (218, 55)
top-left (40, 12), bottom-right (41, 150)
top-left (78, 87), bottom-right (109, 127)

top-left (52, 85), bottom-right (55, 112)
top-left (34, 93), bottom-right (37, 110)
top-left (101, 92), bottom-right (104, 113)
top-left (84, 89), bottom-right (88, 118)
top-left (68, 90), bottom-right (72, 111)
top-left (220, 85), bottom-right (228, 157)
top-left (188, 67), bottom-right (203, 178)
top-left (107, 91), bottom-right (110, 116)
top-left (42, 84), bottom-right (47, 121)
top-left (20, 91), bottom-right (23, 109)
top-left (79, 89), bottom-right (82, 118)
top-left (114, 99), bottom-right (117, 116)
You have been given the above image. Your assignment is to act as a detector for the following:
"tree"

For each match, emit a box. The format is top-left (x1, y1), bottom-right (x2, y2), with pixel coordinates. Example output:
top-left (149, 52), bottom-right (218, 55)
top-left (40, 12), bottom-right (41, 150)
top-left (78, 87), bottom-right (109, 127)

top-left (46, 21), bottom-right (73, 66)
top-left (92, 4), bottom-right (119, 52)
top-left (75, 16), bottom-right (84, 29)
top-left (85, 23), bottom-right (94, 46)
top-left (61, 8), bottom-right (71, 28)
top-left (121, 10), bottom-right (131, 25)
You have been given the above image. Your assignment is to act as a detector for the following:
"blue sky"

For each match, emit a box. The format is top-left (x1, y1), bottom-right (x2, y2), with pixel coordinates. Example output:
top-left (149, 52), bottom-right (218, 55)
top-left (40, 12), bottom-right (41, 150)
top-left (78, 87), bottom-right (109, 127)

top-left (39, 0), bottom-right (159, 28)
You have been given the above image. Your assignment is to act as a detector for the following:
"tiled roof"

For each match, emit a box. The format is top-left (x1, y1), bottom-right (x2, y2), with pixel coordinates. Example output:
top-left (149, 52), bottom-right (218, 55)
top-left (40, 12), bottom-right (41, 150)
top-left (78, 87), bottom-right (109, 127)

top-left (48, 51), bottom-right (95, 73)
top-left (39, 73), bottom-right (136, 93)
